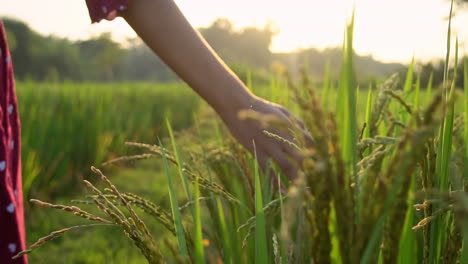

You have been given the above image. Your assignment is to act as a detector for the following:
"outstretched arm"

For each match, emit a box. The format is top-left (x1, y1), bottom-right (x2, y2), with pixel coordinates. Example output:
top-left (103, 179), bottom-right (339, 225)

top-left (121, 0), bottom-right (307, 181)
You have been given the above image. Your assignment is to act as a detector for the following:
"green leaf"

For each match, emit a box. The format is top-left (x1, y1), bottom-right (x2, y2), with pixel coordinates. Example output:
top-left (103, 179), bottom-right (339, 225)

top-left (194, 176), bottom-right (205, 264)
top-left (159, 139), bottom-right (188, 257)
top-left (254, 145), bottom-right (268, 264)
top-left (166, 119), bottom-right (192, 202)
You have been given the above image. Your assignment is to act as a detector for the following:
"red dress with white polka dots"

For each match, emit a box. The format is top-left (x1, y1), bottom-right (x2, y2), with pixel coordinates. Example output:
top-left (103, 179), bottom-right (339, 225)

top-left (0, 20), bottom-right (27, 264)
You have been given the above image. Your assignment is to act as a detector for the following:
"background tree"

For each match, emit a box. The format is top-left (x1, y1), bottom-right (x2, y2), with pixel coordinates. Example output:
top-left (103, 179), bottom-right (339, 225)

top-left (199, 18), bottom-right (275, 68)
top-left (3, 16), bottom-right (407, 84)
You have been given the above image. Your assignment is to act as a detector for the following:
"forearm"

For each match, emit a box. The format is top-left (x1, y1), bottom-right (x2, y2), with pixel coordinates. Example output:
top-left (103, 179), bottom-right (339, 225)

top-left (121, 0), bottom-right (254, 115)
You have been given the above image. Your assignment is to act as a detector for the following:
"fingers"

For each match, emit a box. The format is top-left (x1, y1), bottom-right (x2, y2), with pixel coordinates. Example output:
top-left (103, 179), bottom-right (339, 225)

top-left (278, 108), bottom-right (314, 148)
top-left (266, 143), bottom-right (300, 182)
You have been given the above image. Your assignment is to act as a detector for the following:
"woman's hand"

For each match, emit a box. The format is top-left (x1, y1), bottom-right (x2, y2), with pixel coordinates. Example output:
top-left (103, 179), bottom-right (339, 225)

top-left (217, 94), bottom-right (310, 181)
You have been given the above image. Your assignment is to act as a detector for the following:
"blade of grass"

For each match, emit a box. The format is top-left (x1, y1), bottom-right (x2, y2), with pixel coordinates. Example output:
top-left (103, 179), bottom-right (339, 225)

top-left (196, 122), bottom-right (233, 263)
top-left (414, 73), bottom-right (421, 112)
top-left (361, 144), bottom-right (413, 264)
top-left (159, 138), bottom-right (188, 257)
top-left (358, 84), bottom-right (373, 223)
top-left (425, 72), bottom-right (433, 106)
top-left (461, 57), bottom-right (468, 263)
top-left (193, 175), bottom-right (205, 264)
top-left (403, 57), bottom-right (414, 93)
top-left (339, 12), bottom-right (358, 188)
top-left (363, 84), bottom-right (373, 155)
top-left (431, 2), bottom-right (456, 259)
top-left (216, 197), bottom-right (232, 263)
top-left (464, 57), bottom-right (468, 186)
top-left (400, 58), bottom-right (414, 128)
top-left (166, 119), bottom-right (192, 202)
top-left (196, 120), bottom-right (234, 263)
top-left (397, 174), bottom-right (418, 264)
top-left (441, 35), bottom-right (458, 230)
top-left (253, 143), bottom-right (268, 264)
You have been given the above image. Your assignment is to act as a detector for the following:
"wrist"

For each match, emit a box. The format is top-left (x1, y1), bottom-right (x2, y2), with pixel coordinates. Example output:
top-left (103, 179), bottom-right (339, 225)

top-left (212, 83), bottom-right (257, 119)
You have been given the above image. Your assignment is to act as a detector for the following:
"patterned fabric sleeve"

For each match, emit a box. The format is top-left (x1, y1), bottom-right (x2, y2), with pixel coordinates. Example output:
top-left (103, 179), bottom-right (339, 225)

top-left (85, 0), bottom-right (129, 23)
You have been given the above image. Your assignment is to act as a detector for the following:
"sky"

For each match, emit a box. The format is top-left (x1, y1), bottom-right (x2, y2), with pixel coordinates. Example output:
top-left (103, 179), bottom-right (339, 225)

top-left (1, 0), bottom-right (467, 63)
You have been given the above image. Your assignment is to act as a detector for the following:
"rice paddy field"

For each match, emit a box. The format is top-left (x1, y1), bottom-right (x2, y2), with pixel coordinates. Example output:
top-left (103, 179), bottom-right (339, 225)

top-left (19, 9), bottom-right (468, 264)
top-left (17, 81), bottom-right (200, 200)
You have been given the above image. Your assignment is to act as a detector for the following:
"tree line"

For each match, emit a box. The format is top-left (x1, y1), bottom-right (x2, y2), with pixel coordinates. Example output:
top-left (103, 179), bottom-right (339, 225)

top-left (3, 17), bottom-right (464, 88)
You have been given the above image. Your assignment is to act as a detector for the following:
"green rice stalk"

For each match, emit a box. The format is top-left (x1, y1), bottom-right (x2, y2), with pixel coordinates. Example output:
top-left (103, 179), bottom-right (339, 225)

top-left (13, 224), bottom-right (112, 260)
top-left (358, 136), bottom-right (397, 152)
top-left (339, 13), bottom-right (358, 192)
top-left (425, 72), bottom-right (434, 105)
top-left (159, 139), bottom-right (189, 257)
top-left (273, 233), bottom-right (281, 264)
top-left (83, 180), bottom-right (127, 222)
top-left (397, 167), bottom-right (419, 264)
top-left (430, 2), bottom-right (455, 261)
top-left (382, 97), bottom-right (446, 262)
top-left (29, 199), bottom-right (112, 223)
top-left (294, 71), bottom-right (335, 262)
top-left (326, 117), bottom-right (352, 262)
top-left (370, 74), bottom-right (400, 137)
top-left (414, 73), bottom-right (421, 112)
top-left (357, 145), bottom-right (394, 180)
top-left (464, 58), bottom-right (468, 187)
top-left (362, 90), bottom-right (445, 264)
top-left (383, 90), bottom-right (413, 115)
top-left (263, 130), bottom-right (300, 151)
top-left (85, 170), bottom-right (165, 263)
top-left (362, 85), bottom-right (373, 156)
top-left (461, 56), bottom-right (468, 264)
top-left (91, 167), bottom-right (152, 238)
top-left (193, 173), bottom-right (206, 263)
top-left (163, 238), bottom-right (188, 264)
top-left (102, 153), bottom-right (157, 166)
top-left (167, 119), bottom-right (193, 202)
top-left (179, 197), bottom-right (211, 211)
top-left (123, 142), bottom-right (239, 204)
top-left (237, 196), bottom-right (286, 233)
top-left (82, 181), bottom-right (162, 263)
top-left (431, 37), bottom-right (458, 264)
top-left (403, 57), bottom-right (414, 93)
top-left (215, 196), bottom-right (232, 263)
top-left (182, 169), bottom-right (240, 204)
top-left (253, 143), bottom-right (268, 264)
top-left (196, 140), bottom-right (233, 263)
top-left (413, 207), bottom-right (450, 231)
top-left (87, 192), bottom-right (176, 235)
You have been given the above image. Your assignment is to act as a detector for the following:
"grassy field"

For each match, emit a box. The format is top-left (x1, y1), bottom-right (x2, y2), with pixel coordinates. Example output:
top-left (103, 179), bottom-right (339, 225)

top-left (21, 49), bottom-right (468, 264)
top-left (18, 7), bottom-right (468, 264)
top-left (22, 64), bottom-right (468, 262)
top-left (17, 81), bottom-right (200, 199)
